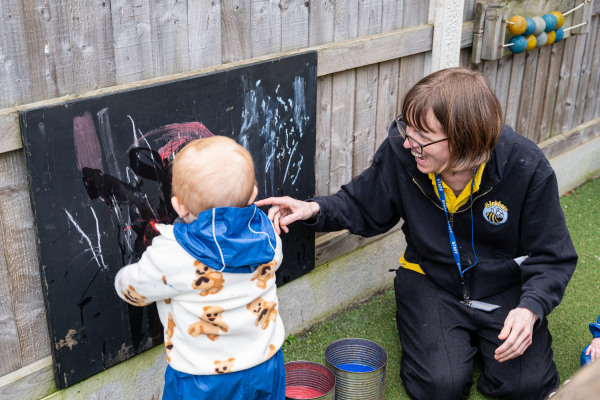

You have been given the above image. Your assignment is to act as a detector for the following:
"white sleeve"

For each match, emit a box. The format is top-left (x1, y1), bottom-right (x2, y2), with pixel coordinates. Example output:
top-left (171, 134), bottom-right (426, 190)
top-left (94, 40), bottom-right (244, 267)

top-left (114, 237), bottom-right (178, 306)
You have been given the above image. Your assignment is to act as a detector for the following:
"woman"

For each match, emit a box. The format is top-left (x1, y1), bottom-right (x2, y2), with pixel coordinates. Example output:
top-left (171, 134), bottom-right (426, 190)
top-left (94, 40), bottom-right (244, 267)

top-left (256, 67), bottom-right (577, 400)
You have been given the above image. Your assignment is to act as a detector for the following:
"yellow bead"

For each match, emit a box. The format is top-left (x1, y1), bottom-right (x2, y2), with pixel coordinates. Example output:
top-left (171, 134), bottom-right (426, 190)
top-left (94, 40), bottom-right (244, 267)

top-left (525, 34), bottom-right (537, 51)
top-left (546, 30), bottom-right (556, 46)
top-left (550, 11), bottom-right (564, 29)
top-left (508, 15), bottom-right (527, 35)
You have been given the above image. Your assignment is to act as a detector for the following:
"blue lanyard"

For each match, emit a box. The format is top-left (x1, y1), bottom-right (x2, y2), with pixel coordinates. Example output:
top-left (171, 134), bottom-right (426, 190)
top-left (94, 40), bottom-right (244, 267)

top-left (434, 169), bottom-right (478, 277)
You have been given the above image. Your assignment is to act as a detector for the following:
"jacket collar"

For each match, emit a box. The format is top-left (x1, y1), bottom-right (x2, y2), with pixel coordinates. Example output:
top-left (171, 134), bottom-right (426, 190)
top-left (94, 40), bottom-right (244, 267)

top-left (173, 205), bottom-right (277, 273)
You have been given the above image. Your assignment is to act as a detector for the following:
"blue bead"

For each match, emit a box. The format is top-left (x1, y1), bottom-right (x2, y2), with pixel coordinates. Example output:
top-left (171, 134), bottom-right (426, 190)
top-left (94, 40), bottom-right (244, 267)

top-left (523, 18), bottom-right (536, 36)
top-left (554, 27), bottom-right (564, 42)
top-left (542, 14), bottom-right (558, 32)
top-left (508, 35), bottom-right (527, 54)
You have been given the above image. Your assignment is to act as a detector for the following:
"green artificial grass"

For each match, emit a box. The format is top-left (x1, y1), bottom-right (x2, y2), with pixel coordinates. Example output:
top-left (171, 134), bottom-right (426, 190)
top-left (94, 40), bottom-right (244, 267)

top-left (282, 177), bottom-right (600, 399)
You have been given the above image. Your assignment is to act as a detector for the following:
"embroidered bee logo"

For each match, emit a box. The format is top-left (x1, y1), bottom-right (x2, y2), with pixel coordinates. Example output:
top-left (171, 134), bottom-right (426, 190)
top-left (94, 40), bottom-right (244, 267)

top-left (483, 200), bottom-right (508, 225)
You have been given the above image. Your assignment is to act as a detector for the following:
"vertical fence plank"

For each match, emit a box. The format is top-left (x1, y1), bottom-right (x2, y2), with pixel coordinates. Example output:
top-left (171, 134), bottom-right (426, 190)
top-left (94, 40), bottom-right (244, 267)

top-left (89, 0), bottom-right (116, 88)
top-left (353, 65), bottom-right (379, 176)
top-left (251, 0), bottom-right (282, 57)
top-left (308, 0), bottom-right (334, 46)
top-left (0, 151), bottom-right (50, 367)
top-left (575, 16), bottom-right (599, 125)
top-left (482, 59), bottom-right (498, 91)
top-left (315, 75), bottom-right (332, 197)
top-left (188, 0), bottom-right (222, 69)
top-left (459, 47), bottom-right (471, 67)
top-left (586, 17), bottom-right (600, 120)
top-left (562, 34), bottom-right (587, 130)
top-left (328, 0), bottom-right (358, 194)
top-left (68, 0), bottom-right (116, 93)
top-left (357, 0), bottom-right (382, 37)
top-left (0, 1), bottom-right (33, 107)
top-left (150, 0), bottom-right (189, 76)
top-left (550, 36), bottom-right (577, 137)
top-left (516, 49), bottom-right (539, 139)
top-left (111, 0), bottom-right (153, 84)
top-left (22, 0), bottom-right (75, 101)
top-left (375, 0), bottom-right (403, 149)
top-left (382, 0), bottom-right (404, 32)
top-left (0, 221), bottom-right (21, 375)
top-left (375, 59), bottom-right (400, 148)
top-left (539, 40), bottom-right (565, 142)
top-left (494, 55), bottom-right (513, 119)
top-left (397, 53), bottom-right (426, 112)
top-left (528, 45), bottom-right (551, 143)
top-left (310, 0), bottom-right (334, 197)
top-left (280, 0), bottom-right (309, 51)
top-left (463, 0), bottom-right (476, 21)
top-left (221, 0), bottom-right (251, 63)
top-left (402, 0), bottom-right (429, 27)
top-left (333, 0), bottom-right (358, 41)
top-left (504, 52), bottom-right (525, 129)
top-left (329, 69), bottom-right (356, 194)
top-left (353, 0), bottom-right (382, 176)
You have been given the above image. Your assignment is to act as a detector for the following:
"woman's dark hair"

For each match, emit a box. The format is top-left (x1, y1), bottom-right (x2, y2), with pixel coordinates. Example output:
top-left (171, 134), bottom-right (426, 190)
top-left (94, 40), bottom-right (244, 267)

top-left (401, 67), bottom-right (502, 172)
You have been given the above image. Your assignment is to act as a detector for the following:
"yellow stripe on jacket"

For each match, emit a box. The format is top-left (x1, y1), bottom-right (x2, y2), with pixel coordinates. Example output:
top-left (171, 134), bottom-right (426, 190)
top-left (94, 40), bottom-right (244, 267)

top-left (399, 163), bottom-right (486, 274)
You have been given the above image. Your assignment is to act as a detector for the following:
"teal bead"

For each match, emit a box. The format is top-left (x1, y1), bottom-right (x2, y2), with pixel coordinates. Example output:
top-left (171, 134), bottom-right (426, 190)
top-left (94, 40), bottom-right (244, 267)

top-left (555, 27), bottom-right (564, 42)
top-left (508, 35), bottom-right (527, 53)
top-left (523, 18), bottom-right (536, 36)
top-left (542, 14), bottom-right (558, 32)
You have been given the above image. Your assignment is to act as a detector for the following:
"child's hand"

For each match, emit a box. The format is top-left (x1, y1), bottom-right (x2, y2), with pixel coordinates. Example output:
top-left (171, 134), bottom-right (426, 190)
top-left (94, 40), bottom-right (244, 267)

top-left (586, 337), bottom-right (600, 362)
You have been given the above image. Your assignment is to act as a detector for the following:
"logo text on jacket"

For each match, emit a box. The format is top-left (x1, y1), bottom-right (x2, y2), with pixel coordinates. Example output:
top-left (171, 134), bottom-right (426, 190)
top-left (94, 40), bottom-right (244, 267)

top-left (483, 200), bottom-right (508, 225)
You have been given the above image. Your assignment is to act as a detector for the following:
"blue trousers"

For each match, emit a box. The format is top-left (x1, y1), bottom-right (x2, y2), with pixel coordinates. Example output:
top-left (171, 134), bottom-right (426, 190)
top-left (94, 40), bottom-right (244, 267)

top-left (163, 349), bottom-right (285, 400)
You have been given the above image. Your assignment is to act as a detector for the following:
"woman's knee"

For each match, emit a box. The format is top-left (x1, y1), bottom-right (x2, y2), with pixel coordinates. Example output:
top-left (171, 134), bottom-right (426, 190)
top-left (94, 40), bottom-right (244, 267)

top-left (402, 366), bottom-right (472, 400)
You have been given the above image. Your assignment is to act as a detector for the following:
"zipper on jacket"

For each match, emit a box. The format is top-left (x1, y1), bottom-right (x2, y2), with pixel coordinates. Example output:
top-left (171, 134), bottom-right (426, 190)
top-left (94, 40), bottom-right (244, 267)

top-left (461, 275), bottom-right (469, 301)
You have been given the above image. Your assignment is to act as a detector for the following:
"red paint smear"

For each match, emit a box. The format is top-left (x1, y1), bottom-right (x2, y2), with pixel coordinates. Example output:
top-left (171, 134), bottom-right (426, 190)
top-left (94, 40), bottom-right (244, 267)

top-left (143, 220), bottom-right (161, 247)
top-left (285, 386), bottom-right (325, 399)
top-left (73, 112), bottom-right (103, 172)
top-left (158, 137), bottom-right (189, 161)
top-left (128, 122), bottom-right (214, 162)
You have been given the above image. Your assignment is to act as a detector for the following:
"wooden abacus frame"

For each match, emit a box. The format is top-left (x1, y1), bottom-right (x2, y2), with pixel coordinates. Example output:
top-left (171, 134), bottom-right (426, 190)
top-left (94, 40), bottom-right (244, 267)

top-left (472, 0), bottom-right (594, 63)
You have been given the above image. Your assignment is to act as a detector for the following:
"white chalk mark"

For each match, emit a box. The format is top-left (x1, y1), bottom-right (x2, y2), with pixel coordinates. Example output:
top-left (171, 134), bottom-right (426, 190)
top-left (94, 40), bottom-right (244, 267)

top-left (283, 141), bottom-right (298, 183)
top-left (111, 195), bottom-right (134, 253)
top-left (142, 193), bottom-right (158, 219)
top-left (293, 77), bottom-right (307, 138)
top-left (128, 115), bottom-right (138, 144)
top-left (65, 208), bottom-right (107, 271)
top-left (125, 166), bottom-right (139, 185)
top-left (97, 108), bottom-right (124, 181)
top-left (89, 207), bottom-right (107, 268)
top-left (292, 155), bottom-right (303, 185)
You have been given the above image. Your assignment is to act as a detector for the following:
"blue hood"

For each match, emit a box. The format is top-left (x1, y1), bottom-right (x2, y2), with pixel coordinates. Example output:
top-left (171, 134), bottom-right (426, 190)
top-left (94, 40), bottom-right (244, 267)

top-left (173, 205), bottom-right (277, 273)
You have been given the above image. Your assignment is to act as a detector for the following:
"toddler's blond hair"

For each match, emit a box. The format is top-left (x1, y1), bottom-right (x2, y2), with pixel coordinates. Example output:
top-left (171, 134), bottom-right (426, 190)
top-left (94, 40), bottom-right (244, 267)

top-left (172, 136), bottom-right (255, 216)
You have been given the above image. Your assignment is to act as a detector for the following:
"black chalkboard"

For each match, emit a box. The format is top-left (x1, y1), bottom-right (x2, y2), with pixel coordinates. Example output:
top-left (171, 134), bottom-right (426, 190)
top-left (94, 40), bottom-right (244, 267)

top-left (20, 52), bottom-right (317, 388)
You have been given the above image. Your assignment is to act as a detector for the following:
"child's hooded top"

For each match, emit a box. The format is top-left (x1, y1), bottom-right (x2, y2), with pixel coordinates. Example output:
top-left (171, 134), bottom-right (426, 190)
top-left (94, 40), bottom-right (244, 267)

top-left (114, 205), bottom-right (284, 375)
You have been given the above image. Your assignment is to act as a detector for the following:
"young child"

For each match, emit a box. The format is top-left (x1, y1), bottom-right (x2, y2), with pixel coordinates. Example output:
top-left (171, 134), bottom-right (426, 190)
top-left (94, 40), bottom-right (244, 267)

top-left (581, 314), bottom-right (600, 366)
top-left (114, 136), bottom-right (285, 399)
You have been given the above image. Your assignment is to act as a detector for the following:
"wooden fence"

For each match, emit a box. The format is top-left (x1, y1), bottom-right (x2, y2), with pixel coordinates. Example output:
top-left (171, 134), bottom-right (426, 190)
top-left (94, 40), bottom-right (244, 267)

top-left (1, 1), bottom-right (600, 398)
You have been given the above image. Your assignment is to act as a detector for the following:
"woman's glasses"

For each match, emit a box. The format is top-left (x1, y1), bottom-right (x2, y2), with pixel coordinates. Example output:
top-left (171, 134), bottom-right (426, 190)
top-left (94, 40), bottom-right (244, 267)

top-left (394, 116), bottom-right (448, 155)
